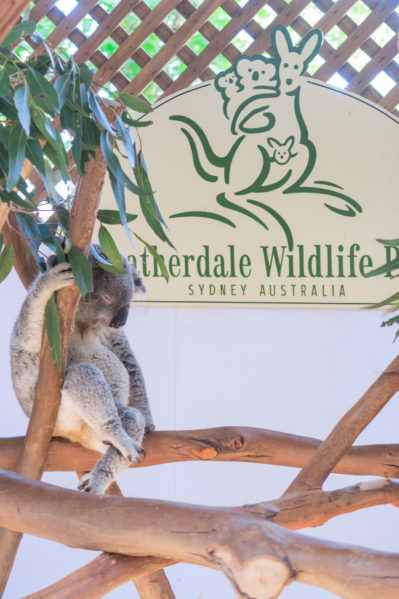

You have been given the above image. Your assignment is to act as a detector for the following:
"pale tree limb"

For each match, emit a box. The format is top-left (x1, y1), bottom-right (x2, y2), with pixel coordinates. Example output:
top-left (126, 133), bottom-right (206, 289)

top-left (22, 555), bottom-right (175, 599)
top-left (284, 354), bottom-right (399, 497)
top-left (246, 478), bottom-right (399, 530)
top-left (75, 472), bottom-right (176, 599)
top-left (0, 470), bottom-right (399, 599)
top-left (0, 151), bottom-right (107, 595)
top-left (0, 0), bottom-right (31, 43)
top-left (1, 428), bottom-right (399, 479)
top-left (19, 477), bottom-right (399, 598)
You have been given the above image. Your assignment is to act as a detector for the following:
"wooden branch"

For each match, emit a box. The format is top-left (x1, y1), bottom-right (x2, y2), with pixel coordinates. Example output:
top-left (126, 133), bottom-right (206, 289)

top-left (74, 473), bottom-right (176, 599)
top-left (1, 427), bottom-right (399, 479)
top-left (284, 354), bottom-right (399, 496)
top-left (0, 151), bottom-right (107, 595)
top-left (22, 554), bottom-right (174, 599)
top-left (0, 470), bottom-right (399, 599)
top-left (247, 478), bottom-right (399, 530)
top-left (0, 0), bottom-right (31, 44)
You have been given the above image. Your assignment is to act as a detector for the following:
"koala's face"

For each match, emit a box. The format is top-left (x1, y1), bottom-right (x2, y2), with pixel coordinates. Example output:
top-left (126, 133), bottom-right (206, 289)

top-left (235, 57), bottom-right (276, 90)
top-left (215, 71), bottom-right (239, 98)
top-left (76, 247), bottom-right (144, 329)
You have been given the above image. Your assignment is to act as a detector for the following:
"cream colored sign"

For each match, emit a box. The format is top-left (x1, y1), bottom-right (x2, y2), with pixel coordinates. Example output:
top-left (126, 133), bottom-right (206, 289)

top-left (101, 26), bottom-right (399, 307)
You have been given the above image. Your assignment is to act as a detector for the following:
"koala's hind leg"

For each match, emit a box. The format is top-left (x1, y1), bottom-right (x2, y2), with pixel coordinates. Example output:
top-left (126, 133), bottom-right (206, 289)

top-left (78, 403), bottom-right (146, 494)
top-left (62, 363), bottom-right (144, 463)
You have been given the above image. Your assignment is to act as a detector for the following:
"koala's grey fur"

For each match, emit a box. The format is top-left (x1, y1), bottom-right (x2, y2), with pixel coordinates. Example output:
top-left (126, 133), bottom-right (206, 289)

top-left (10, 245), bottom-right (154, 494)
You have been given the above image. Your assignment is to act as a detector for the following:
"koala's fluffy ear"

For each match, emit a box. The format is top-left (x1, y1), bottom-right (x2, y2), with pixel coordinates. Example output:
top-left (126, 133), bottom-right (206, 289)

top-left (132, 268), bottom-right (146, 294)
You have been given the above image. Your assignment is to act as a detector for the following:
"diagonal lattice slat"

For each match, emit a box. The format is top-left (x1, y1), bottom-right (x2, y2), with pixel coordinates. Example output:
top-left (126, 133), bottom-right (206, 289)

top-left (27, 0), bottom-right (399, 115)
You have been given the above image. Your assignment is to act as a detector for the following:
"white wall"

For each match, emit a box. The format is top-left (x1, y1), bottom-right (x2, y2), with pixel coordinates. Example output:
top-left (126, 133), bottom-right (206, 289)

top-left (0, 269), bottom-right (398, 598)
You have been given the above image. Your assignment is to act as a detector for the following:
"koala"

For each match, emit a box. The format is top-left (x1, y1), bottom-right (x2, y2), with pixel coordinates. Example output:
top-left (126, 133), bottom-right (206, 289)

top-left (10, 244), bottom-right (154, 494)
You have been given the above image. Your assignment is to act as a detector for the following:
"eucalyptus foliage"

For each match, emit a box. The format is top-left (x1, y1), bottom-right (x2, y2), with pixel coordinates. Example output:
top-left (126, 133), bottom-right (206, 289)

top-left (365, 238), bottom-right (399, 340)
top-left (0, 19), bottom-right (170, 368)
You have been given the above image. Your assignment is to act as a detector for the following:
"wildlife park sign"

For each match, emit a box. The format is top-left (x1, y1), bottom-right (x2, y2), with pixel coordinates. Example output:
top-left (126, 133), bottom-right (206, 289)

top-left (101, 25), bottom-right (399, 307)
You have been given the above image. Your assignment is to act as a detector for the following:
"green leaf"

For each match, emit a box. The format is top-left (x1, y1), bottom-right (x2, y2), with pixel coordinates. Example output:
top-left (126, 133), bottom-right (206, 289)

top-left (0, 190), bottom-right (35, 210)
top-left (81, 115), bottom-right (100, 150)
top-left (88, 91), bottom-right (115, 136)
top-left (45, 294), bottom-right (62, 371)
top-left (100, 131), bottom-right (146, 195)
top-left (7, 123), bottom-right (26, 191)
top-left (32, 108), bottom-right (69, 181)
top-left (0, 67), bottom-right (10, 96)
top-left (363, 259), bottom-right (399, 278)
top-left (119, 93), bottom-right (153, 114)
top-left (98, 225), bottom-right (127, 274)
top-left (365, 290), bottom-right (399, 310)
top-left (90, 243), bottom-right (126, 274)
top-left (108, 169), bottom-right (135, 248)
top-left (134, 150), bottom-right (174, 248)
top-left (2, 21), bottom-right (36, 47)
top-left (14, 85), bottom-right (30, 135)
top-left (135, 234), bottom-right (169, 282)
top-left (26, 65), bottom-right (59, 116)
top-left (25, 137), bottom-right (47, 190)
top-left (122, 111), bottom-right (153, 128)
top-left (71, 111), bottom-right (84, 175)
top-left (97, 209), bottom-right (137, 225)
top-left (54, 238), bottom-right (66, 263)
top-left (76, 63), bottom-right (94, 90)
top-left (115, 114), bottom-right (136, 167)
top-left (68, 248), bottom-right (93, 297)
top-left (0, 232), bottom-right (3, 253)
top-left (0, 243), bottom-right (14, 283)
top-left (54, 72), bottom-right (72, 109)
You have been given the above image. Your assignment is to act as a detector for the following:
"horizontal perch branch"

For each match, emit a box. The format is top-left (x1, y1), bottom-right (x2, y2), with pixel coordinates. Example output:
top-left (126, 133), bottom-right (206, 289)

top-left (1, 469), bottom-right (399, 599)
top-left (0, 427), bottom-right (398, 478)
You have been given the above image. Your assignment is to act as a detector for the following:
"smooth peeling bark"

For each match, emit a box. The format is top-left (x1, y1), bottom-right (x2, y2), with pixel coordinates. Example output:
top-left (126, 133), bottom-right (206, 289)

top-left (0, 470), bottom-right (399, 599)
top-left (1, 429), bottom-right (399, 479)
top-left (22, 554), bottom-right (174, 599)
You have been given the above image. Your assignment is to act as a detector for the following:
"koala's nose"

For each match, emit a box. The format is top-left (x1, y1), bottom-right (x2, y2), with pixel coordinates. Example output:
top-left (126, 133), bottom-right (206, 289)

top-left (252, 71), bottom-right (259, 82)
top-left (110, 305), bottom-right (129, 328)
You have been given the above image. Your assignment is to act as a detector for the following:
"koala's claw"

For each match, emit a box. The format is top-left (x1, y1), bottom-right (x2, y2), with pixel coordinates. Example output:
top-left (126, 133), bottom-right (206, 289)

top-left (78, 472), bottom-right (106, 495)
top-left (45, 261), bottom-right (75, 291)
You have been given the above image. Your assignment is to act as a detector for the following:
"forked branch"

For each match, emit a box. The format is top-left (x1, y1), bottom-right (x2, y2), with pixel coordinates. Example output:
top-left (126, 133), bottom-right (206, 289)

top-left (0, 469), bottom-right (398, 599)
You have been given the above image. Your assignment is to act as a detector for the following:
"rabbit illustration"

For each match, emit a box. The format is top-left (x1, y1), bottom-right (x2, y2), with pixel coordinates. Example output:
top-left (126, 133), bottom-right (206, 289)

top-left (268, 136), bottom-right (296, 165)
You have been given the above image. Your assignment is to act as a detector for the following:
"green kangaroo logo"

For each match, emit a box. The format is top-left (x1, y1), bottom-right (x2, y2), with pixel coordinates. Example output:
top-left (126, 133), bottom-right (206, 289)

top-left (169, 26), bottom-right (362, 250)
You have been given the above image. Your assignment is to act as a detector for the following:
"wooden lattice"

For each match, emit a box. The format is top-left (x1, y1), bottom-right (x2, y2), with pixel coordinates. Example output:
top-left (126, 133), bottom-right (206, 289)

top-left (27, 0), bottom-right (399, 115)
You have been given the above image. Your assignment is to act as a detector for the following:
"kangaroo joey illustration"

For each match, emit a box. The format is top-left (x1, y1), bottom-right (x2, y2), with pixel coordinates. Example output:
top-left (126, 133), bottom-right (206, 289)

top-left (170, 25), bottom-right (362, 248)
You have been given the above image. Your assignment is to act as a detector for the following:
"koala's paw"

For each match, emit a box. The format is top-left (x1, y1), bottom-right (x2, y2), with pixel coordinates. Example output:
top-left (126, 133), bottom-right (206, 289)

top-left (45, 261), bottom-right (75, 291)
top-left (145, 422), bottom-right (155, 434)
top-left (103, 432), bottom-right (146, 464)
top-left (78, 471), bottom-right (107, 495)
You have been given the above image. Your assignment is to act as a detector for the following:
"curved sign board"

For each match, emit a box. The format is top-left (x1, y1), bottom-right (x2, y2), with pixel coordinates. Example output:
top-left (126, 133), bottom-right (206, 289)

top-left (100, 26), bottom-right (399, 307)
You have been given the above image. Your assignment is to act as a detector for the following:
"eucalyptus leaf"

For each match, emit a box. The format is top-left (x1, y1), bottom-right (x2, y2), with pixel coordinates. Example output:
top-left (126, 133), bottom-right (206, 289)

top-left (115, 114), bottom-right (136, 167)
top-left (26, 65), bottom-right (59, 116)
top-left (54, 72), bottom-right (73, 109)
top-left (7, 123), bottom-right (26, 191)
top-left (364, 259), bottom-right (399, 278)
top-left (0, 190), bottom-right (35, 211)
top-left (45, 294), bottom-right (62, 371)
top-left (0, 232), bottom-right (3, 253)
top-left (98, 225), bottom-right (126, 273)
top-left (14, 85), bottom-right (30, 136)
top-left (119, 93), bottom-right (153, 114)
top-left (0, 68), bottom-right (10, 96)
top-left (0, 243), bottom-right (14, 284)
top-left (122, 112), bottom-right (153, 128)
top-left (2, 21), bottom-right (36, 47)
top-left (108, 169), bottom-right (135, 248)
top-left (100, 131), bottom-right (147, 195)
top-left (90, 243), bottom-right (127, 274)
top-left (135, 234), bottom-right (169, 282)
top-left (97, 209), bottom-right (137, 225)
top-left (88, 91), bottom-right (115, 136)
top-left (71, 110), bottom-right (84, 175)
top-left (68, 248), bottom-right (93, 297)
top-left (26, 137), bottom-right (48, 190)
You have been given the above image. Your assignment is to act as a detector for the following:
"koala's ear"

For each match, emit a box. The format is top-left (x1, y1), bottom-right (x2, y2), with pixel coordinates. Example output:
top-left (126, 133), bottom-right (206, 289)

top-left (132, 270), bottom-right (146, 294)
top-left (46, 254), bottom-right (58, 269)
